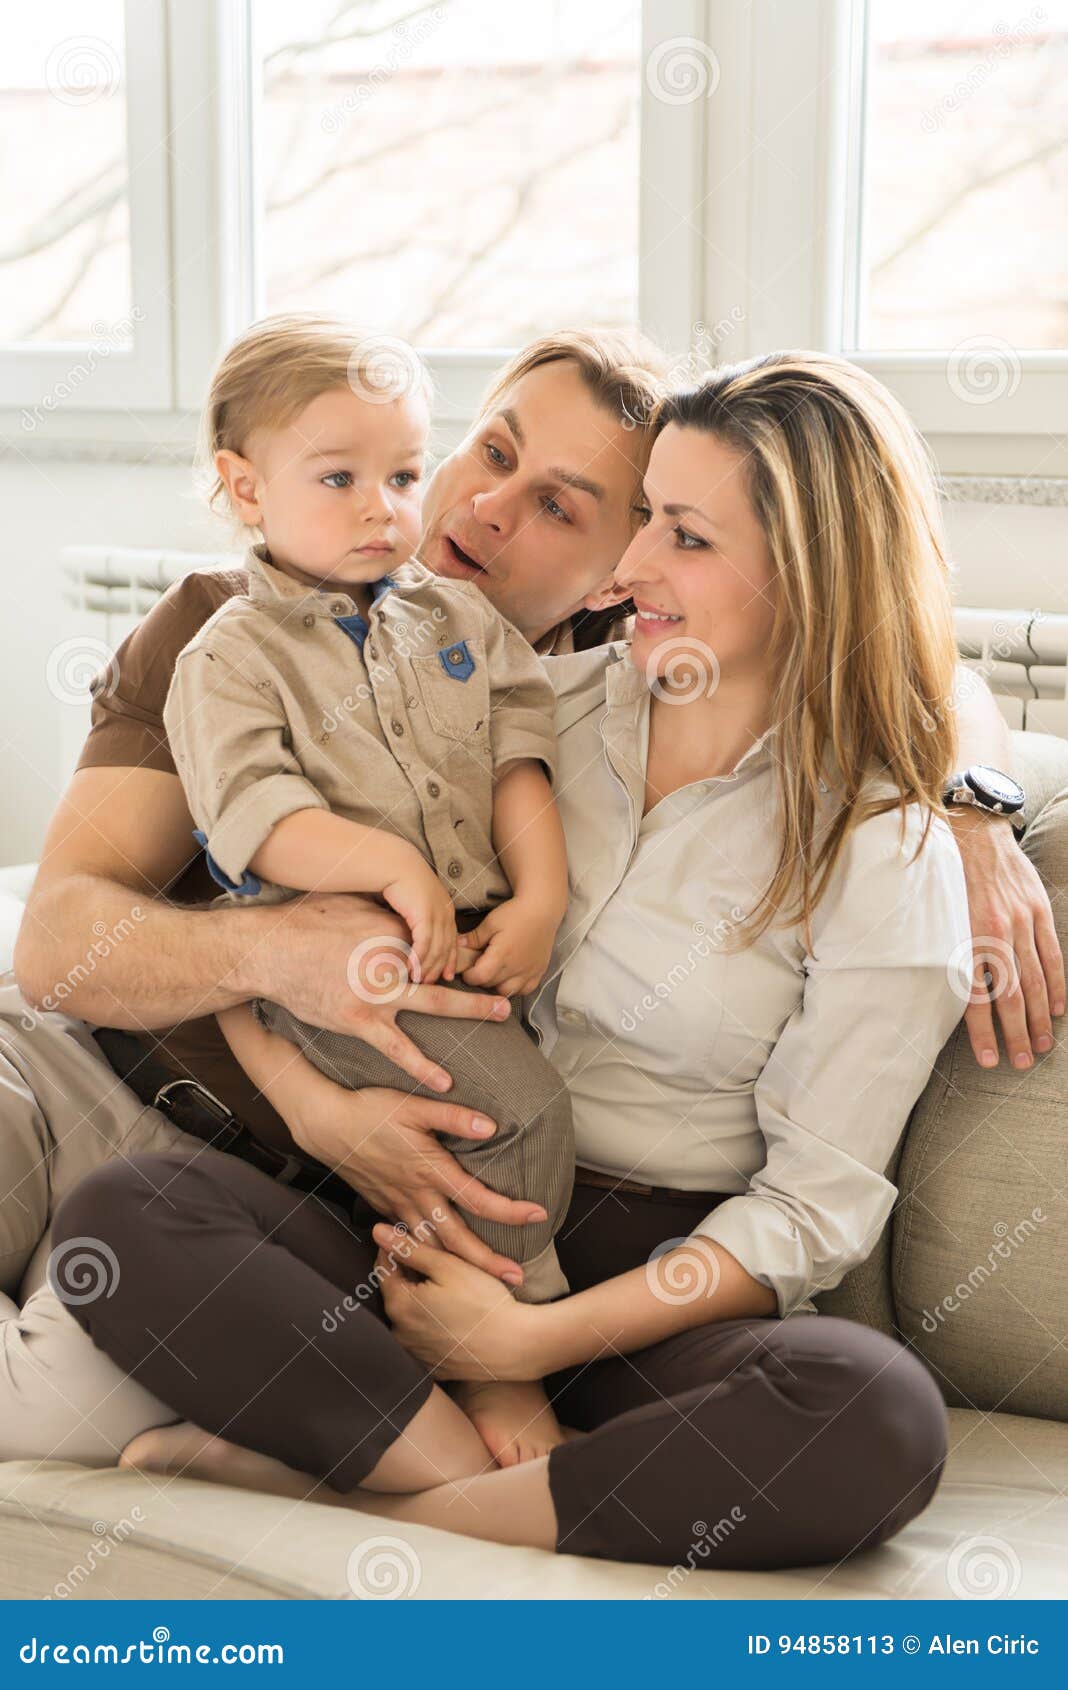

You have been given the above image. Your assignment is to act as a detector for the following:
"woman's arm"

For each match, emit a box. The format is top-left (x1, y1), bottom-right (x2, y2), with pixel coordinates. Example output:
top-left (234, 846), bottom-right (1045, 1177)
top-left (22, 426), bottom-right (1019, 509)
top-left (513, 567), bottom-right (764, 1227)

top-left (946, 663), bottom-right (1063, 1067)
top-left (376, 1227), bottom-right (775, 1381)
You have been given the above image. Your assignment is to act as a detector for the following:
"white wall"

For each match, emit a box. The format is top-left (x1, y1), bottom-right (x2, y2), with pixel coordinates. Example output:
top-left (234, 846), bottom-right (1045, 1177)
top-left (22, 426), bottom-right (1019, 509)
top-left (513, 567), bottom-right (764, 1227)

top-left (0, 456), bottom-right (221, 865)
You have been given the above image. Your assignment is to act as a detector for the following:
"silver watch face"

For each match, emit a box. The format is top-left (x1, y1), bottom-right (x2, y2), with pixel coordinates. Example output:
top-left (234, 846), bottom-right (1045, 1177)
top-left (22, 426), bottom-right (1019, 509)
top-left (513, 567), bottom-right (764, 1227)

top-left (967, 766), bottom-right (1024, 806)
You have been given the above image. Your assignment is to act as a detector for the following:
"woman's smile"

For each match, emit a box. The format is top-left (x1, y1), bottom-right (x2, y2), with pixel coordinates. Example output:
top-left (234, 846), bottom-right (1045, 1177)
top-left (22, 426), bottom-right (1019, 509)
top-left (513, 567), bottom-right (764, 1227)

top-left (632, 598), bottom-right (684, 634)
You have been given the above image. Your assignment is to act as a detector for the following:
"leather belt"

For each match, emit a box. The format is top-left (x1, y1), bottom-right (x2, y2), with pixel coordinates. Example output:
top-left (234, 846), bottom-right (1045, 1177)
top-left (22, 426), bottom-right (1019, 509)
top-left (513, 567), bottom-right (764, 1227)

top-left (92, 1027), bottom-right (353, 1209)
top-left (574, 1166), bottom-right (720, 1206)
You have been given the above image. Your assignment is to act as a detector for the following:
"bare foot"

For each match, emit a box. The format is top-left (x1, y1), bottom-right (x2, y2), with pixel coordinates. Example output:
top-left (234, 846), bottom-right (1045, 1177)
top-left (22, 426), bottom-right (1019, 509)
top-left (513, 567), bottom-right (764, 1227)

top-left (121, 1421), bottom-right (324, 1502)
top-left (451, 1380), bottom-right (567, 1468)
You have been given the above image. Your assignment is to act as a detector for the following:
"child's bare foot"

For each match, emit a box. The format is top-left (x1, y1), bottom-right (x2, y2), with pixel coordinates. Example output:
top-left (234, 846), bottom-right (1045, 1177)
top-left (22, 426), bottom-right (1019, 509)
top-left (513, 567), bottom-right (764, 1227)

top-left (452, 1380), bottom-right (566, 1468)
top-left (121, 1421), bottom-right (321, 1501)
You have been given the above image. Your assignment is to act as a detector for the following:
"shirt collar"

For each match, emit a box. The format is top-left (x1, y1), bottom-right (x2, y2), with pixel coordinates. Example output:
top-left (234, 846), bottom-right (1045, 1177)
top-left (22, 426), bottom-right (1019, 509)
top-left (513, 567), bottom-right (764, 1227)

top-left (244, 544), bottom-right (396, 619)
top-left (534, 620), bottom-right (576, 657)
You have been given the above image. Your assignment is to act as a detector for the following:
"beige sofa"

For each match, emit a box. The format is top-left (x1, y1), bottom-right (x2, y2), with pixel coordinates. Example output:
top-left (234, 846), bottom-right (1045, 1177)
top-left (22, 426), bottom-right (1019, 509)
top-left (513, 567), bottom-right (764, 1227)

top-left (3, 731), bottom-right (1068, 1599)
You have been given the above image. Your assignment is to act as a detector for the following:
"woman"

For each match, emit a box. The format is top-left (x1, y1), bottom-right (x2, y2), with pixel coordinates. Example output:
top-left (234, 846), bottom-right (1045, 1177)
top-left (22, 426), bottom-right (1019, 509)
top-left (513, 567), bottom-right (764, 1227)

top-left (57, 351), bottom-right (972, 1568)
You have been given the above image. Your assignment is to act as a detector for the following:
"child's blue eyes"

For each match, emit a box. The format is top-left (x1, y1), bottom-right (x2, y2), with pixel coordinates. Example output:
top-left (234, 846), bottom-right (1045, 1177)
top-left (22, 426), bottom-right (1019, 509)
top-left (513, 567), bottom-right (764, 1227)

top-left (320, 471), bottom-right (420, 490)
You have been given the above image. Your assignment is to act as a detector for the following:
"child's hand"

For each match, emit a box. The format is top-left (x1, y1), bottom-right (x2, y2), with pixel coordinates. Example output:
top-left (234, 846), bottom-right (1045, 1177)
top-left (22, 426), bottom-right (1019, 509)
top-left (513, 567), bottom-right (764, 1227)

top-left (382, 853), bottom-right (458, 984)
top-left (461, 898), bottom-right (559, 998)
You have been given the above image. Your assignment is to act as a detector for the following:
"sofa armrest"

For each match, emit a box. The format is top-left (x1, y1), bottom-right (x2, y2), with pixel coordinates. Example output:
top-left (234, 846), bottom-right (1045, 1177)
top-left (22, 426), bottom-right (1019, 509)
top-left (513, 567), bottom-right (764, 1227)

top-left (1011, 730), bottom-right (1068, 830)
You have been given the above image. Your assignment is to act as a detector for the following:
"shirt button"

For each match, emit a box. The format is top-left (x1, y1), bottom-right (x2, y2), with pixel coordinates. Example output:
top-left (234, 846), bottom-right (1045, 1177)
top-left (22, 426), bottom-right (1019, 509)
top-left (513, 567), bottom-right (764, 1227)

top-left (330, 600), bottom-right (347, 615)
top-left (427, 780), bottom-right (441, 798)
top-left (303, 615), bottom-right (315, 628)
top-left (368, 643), bottom-right (378, 660)
top-left (447, 648), bottom-right (465, 665)
top-left (559, 1007), bottom-right (585, 1026)
top-left (447, 859), bottom-right (463, 879)
top-left (390, 719), bottom-right (404, 736)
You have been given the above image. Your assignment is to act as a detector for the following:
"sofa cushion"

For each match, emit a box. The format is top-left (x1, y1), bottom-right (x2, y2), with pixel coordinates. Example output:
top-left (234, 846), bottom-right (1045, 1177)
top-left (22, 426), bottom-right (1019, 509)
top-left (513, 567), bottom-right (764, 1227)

top-left (2, 1407), bottom-right (1064, 1598)
top-left (893, 782), bottom-right (1068, 1417)
top-left (815, 731), bottom-right (1068, 1341)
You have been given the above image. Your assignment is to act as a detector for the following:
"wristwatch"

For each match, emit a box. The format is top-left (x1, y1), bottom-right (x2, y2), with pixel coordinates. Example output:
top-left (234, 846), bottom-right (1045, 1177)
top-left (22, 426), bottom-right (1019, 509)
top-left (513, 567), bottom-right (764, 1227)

top-left (942, 765), bottom-right (1025, 818)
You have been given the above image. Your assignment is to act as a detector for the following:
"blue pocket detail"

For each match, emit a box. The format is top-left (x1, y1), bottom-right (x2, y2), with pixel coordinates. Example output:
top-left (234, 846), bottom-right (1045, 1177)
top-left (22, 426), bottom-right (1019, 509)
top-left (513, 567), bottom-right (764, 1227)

top-left (193, 829), bottom-right (262, 898)
top-left (438, 640), bottom-right (475, 682)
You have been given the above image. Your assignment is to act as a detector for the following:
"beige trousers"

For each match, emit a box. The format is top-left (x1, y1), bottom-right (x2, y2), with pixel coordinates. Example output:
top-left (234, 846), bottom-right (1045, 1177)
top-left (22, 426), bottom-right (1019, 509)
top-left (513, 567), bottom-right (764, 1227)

top-left (0, 973), bottom-right (199, 1465)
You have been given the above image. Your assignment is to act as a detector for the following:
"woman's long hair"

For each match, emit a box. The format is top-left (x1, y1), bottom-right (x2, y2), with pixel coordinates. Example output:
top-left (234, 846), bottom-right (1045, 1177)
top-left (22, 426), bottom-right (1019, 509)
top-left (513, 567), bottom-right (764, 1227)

top-left (656, 351), bottom-right (959, 946)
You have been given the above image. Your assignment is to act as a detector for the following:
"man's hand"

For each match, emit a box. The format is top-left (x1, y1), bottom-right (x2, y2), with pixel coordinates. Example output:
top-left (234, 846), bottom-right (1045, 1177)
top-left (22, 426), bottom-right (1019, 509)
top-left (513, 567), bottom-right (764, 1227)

top-left (259, 893), bottom-right (510, 1092)
top-left (461, 897), bottom-right (561, 997)
top-left (288, 1079), bottom-right (548, 1285)
top-left (950, 809), bottom-right (1065, 1069)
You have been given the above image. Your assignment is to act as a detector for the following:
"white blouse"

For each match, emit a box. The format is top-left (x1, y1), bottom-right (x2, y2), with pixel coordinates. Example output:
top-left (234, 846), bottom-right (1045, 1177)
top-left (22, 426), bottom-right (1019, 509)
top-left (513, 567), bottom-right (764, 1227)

top-left (527, 645), bottom-right (971, 1318)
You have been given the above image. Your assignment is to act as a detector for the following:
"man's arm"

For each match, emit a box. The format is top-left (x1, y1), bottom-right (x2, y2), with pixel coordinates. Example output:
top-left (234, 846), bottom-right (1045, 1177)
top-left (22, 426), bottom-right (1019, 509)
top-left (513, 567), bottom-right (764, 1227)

top-left (944, 666), bottom-right (1064, 1068)
top-left (13, 763), bottom-right (506, 1089)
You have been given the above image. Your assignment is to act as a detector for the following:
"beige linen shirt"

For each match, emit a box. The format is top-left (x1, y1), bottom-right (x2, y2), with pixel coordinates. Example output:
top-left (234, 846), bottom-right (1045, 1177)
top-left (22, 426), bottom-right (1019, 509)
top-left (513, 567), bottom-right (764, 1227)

top-left (163, 547), bottom-right (557, 910)
top-left (527, 644), bottom-right (970, 1318)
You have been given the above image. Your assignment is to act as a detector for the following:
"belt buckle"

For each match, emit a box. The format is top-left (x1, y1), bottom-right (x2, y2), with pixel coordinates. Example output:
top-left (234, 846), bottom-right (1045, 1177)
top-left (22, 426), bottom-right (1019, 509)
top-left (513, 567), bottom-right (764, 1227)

top-left (152, 1077), bottom-right (243, 1151)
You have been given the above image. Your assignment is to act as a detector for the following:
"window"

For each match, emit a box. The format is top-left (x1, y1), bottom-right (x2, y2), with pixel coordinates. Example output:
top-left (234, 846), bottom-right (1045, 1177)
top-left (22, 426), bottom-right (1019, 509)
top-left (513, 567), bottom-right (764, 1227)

top-left (853, 1), bottom-right (1068, 353)
top-left (0, 0), bottom-right (171, 414)
top-left (255, 0), bottom-right (643, 348)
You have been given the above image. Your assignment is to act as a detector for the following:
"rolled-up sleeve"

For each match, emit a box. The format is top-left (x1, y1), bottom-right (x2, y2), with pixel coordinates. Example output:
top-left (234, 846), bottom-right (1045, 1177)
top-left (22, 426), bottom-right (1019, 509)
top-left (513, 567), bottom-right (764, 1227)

top-left (694, 806), bottom-right (970, 1318)
top-left (482, 612), bottom-right (559, 782)
top-left (164, 642), bottom-right (328, 888)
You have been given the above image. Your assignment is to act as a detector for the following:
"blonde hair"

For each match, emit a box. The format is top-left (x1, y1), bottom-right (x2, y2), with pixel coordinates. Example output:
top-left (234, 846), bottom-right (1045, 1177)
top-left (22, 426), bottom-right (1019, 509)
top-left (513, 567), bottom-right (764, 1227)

top-left (478, 327), bottom-right (670, 448)
top-left (197, 313), bottom-right (432, 514)
top-left (656, 350), bottom-right (958, 947)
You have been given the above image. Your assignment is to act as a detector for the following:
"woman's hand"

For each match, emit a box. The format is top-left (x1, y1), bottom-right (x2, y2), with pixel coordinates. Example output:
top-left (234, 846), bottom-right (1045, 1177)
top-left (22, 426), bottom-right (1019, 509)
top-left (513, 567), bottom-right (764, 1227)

top-left (950, 809), bottom-right (1065, 1068)
top-left (374, 1224), bottom-right (547, 1381)
top-left (290, 1079), bottom-right (548, 1286)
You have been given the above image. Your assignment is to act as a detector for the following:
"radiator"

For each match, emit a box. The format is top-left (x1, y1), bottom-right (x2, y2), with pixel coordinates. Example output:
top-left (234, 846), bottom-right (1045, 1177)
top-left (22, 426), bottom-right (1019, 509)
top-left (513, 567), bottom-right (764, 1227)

top-left (58, 546), bottom-right (240, 784)
top-left (57, 550), bottom-right (1068, 787)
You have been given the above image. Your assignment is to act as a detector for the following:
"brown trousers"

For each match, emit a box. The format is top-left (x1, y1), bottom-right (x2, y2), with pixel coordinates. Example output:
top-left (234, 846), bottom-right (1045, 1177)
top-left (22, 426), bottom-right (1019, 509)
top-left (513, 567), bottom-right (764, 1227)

top-left (54, 1149), bottom-right (947, 1570)
top-left (255, 987), bottom-right (573, 1302)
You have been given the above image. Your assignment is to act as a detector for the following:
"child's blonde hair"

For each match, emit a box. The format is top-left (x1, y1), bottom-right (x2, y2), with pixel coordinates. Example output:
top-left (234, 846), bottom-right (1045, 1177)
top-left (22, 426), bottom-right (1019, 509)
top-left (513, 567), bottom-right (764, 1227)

top-left (197, 313), bottom-right (433, 515)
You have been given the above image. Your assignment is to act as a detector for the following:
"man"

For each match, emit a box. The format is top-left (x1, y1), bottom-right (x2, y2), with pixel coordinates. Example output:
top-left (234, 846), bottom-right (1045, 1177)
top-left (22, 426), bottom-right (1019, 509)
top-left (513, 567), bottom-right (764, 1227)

top-left (2, 328), bottom-right (1061, 1462)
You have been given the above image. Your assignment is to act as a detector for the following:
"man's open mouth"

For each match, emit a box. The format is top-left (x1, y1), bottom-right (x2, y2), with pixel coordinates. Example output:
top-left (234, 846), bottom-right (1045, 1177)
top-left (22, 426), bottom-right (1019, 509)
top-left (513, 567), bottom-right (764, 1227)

top-left (445, 535), bottom-right (487, 573)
